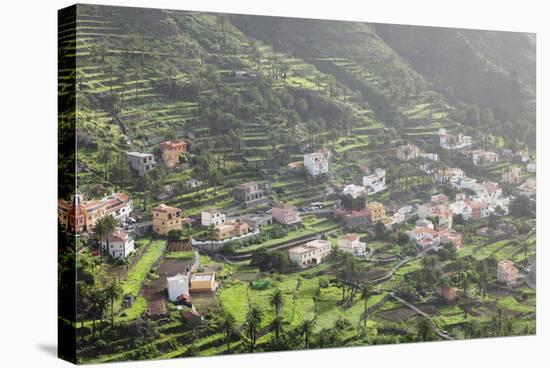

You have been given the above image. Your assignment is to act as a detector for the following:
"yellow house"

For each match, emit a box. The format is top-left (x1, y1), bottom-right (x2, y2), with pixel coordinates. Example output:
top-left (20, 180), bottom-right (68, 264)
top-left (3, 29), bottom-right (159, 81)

top-left (189, 272), bottom-right (217, 292)
top-left (214, 221), bottom-right (249, 241)
top-left (152, 204), bottom-right (183, 235)
top-left (367, 201), bottom-right (386, 222)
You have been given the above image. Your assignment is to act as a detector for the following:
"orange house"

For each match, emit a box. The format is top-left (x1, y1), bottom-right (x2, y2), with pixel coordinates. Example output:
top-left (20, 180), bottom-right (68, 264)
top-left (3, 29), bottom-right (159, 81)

top-left (160, 140), bottom-right (187, 168)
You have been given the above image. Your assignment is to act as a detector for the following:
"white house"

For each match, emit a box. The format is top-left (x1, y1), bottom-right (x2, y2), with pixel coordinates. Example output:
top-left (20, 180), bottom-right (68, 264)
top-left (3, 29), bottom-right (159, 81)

top-left (342, 184), bottom-right (367, 199)
top-left (527, 163), bottom-right (536, 173)
top-left (422, 153), bottom-right (439, 161)
top-left (439, 128), bottom-right (472, 149)
top-left (167, 274), bottom-right (190, 302)
top-left (288, 239), bottom-right (331, 267)
top-left (201, 208), bottom-right (226, 226)
top-left (337, 234), bottom-right (367, 257)
top-left (472, 150), bottom-right (499, 166)
top-left (126, 152), bottom-right (157, 176)
top-left (304, 149), bottom-right (330, 177)
top-left (362, 168), bottom-right (387, 194)
top-left (406, 227), bottom-right (440, 249)
top-left (102, 228), bottom-right (134, 260)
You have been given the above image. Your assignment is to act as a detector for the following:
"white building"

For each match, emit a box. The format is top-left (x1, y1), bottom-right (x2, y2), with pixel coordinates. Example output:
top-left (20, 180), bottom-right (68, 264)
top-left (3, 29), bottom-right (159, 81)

top-left (337, 234), bottom-right (367, 257)
top-left (167, 274), bottom-right (190, 302)
top-left (201, 208), bottom-right (226, 226)
top-left (102, 228), bottom-right (135, 259)
top-left (126, 152), bottom-right (157, 176)
top-left (288, 239), bottom-right (331, 267)
top-left (439, 128), bottom-right (472, 150)
top-left (304, 149), bottom-right (330, 177)
top-left (342, 184), bottom-right (367, 199)
top-left (527, 163), bottom-right (536, 173)
top-left (422, 153), bottom-right (439, 161)
top-left (362, 168), bottom-right (387, 195)
top-left (472, 150), bottom-right (499, 166)
top-left (406, 227), bottom-right (441, 249)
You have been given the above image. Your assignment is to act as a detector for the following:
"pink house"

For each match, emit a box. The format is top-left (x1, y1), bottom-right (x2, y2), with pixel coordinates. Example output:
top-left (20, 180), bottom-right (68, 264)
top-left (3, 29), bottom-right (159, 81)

top-left (272, 203), bottom-right (301, 225)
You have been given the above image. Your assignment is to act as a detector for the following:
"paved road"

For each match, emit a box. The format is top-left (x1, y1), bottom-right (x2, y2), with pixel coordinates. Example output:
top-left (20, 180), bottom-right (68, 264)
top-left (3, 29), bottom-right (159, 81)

top-left (390, 292), bottom-right (453, 341)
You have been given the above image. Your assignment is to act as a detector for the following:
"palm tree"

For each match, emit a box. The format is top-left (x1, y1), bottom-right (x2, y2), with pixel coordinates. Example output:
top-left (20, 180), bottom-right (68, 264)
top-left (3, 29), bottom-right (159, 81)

top-left (94, 215), bottom-right (118, 262)
top-left (270, 288), bottom-right (285, 318)
top-left (270, 316), bottom-right (286, 342)
top-left (219, 313), bottom-right (236, 351)
top-left (360, 285), bottom-right (371, 328)
top-left (105, 277), bottom-right (123, 329)
top-left (300, 318), bottom-right (316, 349)
top-left (243, 306), bottom-right (263, 352)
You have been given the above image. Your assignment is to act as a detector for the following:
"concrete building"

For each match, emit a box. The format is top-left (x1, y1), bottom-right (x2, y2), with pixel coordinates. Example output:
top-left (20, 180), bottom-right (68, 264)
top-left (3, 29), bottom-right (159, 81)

top-left (439, 229), bottom-right (463, 250)
top-left (497, 260), bottom-right (519, 286)
top-left (396, 144), bottom-right (421, 161)
top-left (201, 208), bottom-right (226, 226)
top-left (439, 128), bottom-right (472, 149)
top-left (337, 234), bottom-right (367, 256)
top-left (160, 140), bottom-right (187, 168)
top-left (272, 203), bottom-right (301, 225)
top-left (336, 209), bottom-right (371, 228)
top-left (407, 226), bottom-right (441, 249)
top-left (240, 213), bottom-right (273, 228)
top-left (527, 163), bottom-right (536, 173)
top-left (472, 150), bottom-right (499, 166)
top-left (190, 272), bottom-right (217, 292)
top-left (362, 168), bottom-right (387, 195)
top-left (234, 181), bottom-right (270, 207)
top-left (58, 193), bottom-right (133, 233)
top-left (126, 152), bottom-right (157, 176)
top-left (437, 285), bottom-right (459, 302)
top-left (102, 228), bottom-right (135, 259)
top-left (167, 274), bottom-right (190, 302)
top-left (366, 202), bottom-right (386, 222)
top-left (342, 184), bottom-right (367, 199)
top-left (304, 149), bottom-right (330, 177)
top-left (214, 220), bottom-right (250, 241)
top-left (288, 239), bottom-right (331, 267)
top-left (502, 167), bottom-right (522, 184)
top-left (152, 204), bottom-right (183, 236)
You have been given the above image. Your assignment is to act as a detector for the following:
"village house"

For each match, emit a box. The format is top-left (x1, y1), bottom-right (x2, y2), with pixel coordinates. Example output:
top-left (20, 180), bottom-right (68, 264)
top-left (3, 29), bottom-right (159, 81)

top-left (233, 181), bottom-right (270, 207)
top-left (366, 201), bottom-right (386, 222)
top-left (160, 140), bottom-right (187, 168)
top-left (167, 274), bottom-right (190, 302)
top-left (517, 178), bottom-right (536, 199)
top-left (272, 203), bottom-right (301, 225)
top-left (439, 229), bottom-right (463, 250)
top-left (303, 149), bottom-right (330, 177)
top-left (416, 218), bottom-right (434, 229)
top-left (337, 234), bottom-right (367, 257)
top-left (287, 161), bottom-right (304, 173)
top-left (336, 209), bottom-right (371, 228)
top-left (396, 144), bottom-right (421, 161)
top-left (342, 184), bottom-right (367, 199)
top-left (362, 168), bottom-right (387, 194)
top-left (526, 163), bottom-right (536, 173)
top-left (422, 153), bottom-right (439, 161)
top-left (463, 200), bottom-right (490, 221)
top-left (502, 148), bottom-right (513, 157)
top-left (471, 150), bottom-right (499, 166)
top-left (471, 181), bottom-right (509, 214)
top-left (497, 260), bottom-right (519, 286)
top-left (201, 208), bottom-right (226, 226)
top-left (126, 151), bottom-right (157, 176)
top-left (438, 128), bottom-right (472, 150)
top-left (288, 239), bottom-right (331, 267)
top-left (418, 196), bottom-right (452, 229)
top-left (435, 166), bottom-right (464, 184)
top-left (214, 220), bottom-right (250, 241)
top-left (437, 285), bottom-right (459, 302)
top-left (189, 272), bottom-right (217, 292)
top-left (406, 226), bottom-right (441, 249)
top-left (240, 213), bottom-right (273, 229)
top-left (516, 149), bottom-right (530, 162)
top-left (58, 192), bottom-right (133, 233)
top-left (152, 204), bottom-right (183, 236)
top-left (502, 166), bottom-right (522, 184)
top-left (102, 228), bottom-right (135, 259)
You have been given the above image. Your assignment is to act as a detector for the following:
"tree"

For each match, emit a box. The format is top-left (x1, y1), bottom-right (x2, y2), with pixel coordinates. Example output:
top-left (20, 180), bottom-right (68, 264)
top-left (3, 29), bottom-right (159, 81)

top-left (243, 306), bottom-right (263, 352)
top-left (270, 288), bottom-right (285, 318)
top-left (105, 277), bottom-right (123, 329)
top-left (208, 224), bottom-right (217, 253)
top-left (360, 285), bottom-right (371, 328)
top-left (300, 318), bottom-right (316, 349)
top-left (415, 316), bottom-right (435, 341)
top-left (94, 215), bottom-right (118, 262)
top-left (219, 313), bottom-right (236, 351)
